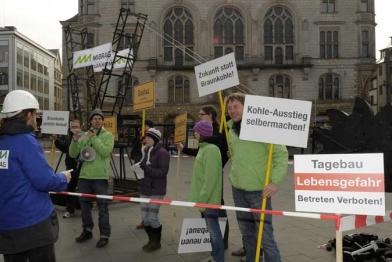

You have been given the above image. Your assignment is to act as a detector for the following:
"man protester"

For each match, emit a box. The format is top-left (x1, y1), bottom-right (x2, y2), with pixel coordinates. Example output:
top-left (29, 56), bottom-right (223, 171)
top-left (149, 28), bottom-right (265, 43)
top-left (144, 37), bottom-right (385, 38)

top-left (0, 90), bottom-right (71, 262)
top-left (226, 93), bottom-right (288, 262)
top-left (69, 109), bottom-right (114, 248)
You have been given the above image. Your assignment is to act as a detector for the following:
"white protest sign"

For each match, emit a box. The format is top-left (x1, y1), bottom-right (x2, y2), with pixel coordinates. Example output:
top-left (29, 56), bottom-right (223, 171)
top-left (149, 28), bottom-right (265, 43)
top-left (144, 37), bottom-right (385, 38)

top-left (178, 218), bottom-right (226, 254)
top-left (41, 111), bottom-right (70, 135)
top-left (194, 53), bottom-right (239, 97)
top-left (294, 153), bottom-right (385, 216)
top-left (240, 95), bottom-right (312, 148)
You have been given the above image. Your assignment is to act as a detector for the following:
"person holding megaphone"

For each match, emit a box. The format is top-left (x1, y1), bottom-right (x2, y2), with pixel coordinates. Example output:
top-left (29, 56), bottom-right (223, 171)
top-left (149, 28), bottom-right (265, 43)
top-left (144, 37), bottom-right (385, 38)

top-left (69, 109), bottom-right (114, 248)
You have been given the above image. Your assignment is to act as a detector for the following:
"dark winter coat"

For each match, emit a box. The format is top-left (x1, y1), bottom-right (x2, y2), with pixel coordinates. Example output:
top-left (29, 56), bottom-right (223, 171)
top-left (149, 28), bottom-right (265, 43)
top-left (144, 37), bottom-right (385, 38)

top-left (139, 143), bottom-right (170, 196)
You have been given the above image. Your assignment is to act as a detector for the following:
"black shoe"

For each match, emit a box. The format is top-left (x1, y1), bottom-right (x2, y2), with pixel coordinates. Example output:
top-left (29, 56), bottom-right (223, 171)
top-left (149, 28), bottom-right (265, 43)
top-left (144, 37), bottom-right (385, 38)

top-left (75, 230), bottom-right (92, 243)
top-left (96, 238), bottom-right (109, 248)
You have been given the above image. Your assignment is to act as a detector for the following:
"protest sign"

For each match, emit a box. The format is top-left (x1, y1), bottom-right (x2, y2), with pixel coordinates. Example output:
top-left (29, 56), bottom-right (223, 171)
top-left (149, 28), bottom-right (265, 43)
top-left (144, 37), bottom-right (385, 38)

top-left (294, 153), bottom-right (385, 216)
top-left (133, 81), bottom-right (155, 112)
top-left (178, 218), bottom-right (226, 254)
top-left (103, 116), bottom-right (117, 138)
top-left (240, 95), bottom-right (312, 148)
top-left (194, 53), bottom-right (239, 96)
top-left (41, 111), bottom-right (70, 135)
top-left (174, 113), bottom-right (187, 144)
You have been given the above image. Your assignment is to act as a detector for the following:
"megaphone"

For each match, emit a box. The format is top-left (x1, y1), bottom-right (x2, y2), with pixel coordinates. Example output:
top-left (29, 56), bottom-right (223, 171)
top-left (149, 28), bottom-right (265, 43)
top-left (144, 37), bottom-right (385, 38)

top-left (80, 146), bottom-right (96, 162)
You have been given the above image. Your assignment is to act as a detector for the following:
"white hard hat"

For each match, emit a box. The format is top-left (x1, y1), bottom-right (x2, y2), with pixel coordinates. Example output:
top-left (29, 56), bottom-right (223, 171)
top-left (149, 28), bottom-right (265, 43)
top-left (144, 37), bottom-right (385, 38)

top-left (1, 90), bottom-right (39, 118)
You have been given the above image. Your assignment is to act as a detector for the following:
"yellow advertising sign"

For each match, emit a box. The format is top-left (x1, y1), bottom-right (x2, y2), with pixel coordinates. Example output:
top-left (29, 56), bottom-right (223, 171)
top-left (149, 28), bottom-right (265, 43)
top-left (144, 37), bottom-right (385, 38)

top-left (133, 81), bottom-right (155, 112)
top-left (174, 113), bottom-right (187, 144)
top-left (103, 116), bottom-right (117, 138)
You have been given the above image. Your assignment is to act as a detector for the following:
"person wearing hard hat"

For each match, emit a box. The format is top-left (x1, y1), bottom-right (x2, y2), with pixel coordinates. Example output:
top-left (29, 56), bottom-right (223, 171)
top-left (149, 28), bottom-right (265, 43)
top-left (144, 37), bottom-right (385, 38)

top-left (0, 90), bottom-right (71, 262)
top-left (69, 108), bottom-right (114, 248)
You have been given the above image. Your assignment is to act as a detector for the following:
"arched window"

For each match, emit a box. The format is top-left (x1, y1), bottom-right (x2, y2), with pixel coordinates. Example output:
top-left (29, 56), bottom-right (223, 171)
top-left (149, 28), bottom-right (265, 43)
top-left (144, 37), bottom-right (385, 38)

top-left (319, 73), bottom-right (340, 100)
top-left (269, 74), bottom-right (291, 98)
top-left (213, 6), bottom-right (244, 60)
top-left (168, 75), bottom-right (190, 103)
top-left (163, 7), bottom-right (194, 65)
top-left (263, 6), bottom-right (294, 64)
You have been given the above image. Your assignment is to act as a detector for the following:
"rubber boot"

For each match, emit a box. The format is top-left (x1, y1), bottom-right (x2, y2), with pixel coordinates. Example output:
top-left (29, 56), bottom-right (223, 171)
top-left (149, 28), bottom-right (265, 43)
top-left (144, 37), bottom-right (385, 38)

top-left (142, 226), bottom-right (152, 251)
top-left (145, 225), bottom-right (162, 252)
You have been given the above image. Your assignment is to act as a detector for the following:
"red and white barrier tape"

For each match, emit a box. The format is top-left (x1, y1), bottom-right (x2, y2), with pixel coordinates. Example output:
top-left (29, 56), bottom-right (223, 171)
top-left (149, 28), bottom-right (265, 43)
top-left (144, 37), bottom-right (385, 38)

top-left (339, 211), bottom-right (392, 232)
top-left (51, 191), bottom-right (340, 227)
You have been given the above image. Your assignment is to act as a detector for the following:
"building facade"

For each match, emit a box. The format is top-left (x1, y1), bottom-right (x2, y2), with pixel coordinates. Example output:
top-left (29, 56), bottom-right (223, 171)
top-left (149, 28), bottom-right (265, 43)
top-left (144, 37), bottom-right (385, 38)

top-left (61, 0), bottom-right (376, 124)
top-left (0, 26), bottom-right (56, 110)
top-left (50, 49), bottom-right (64, 110)
top-left (368, 37), bottom-right (392, 112)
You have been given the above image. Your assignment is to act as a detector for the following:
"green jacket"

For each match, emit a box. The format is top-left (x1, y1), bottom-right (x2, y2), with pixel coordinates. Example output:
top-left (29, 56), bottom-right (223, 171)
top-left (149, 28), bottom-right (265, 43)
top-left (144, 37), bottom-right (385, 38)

top-left (69, 128), bottom-right (114, 180)
top-left (227, 120), bottom-right (288, 191)
top-left (190, 142), bottom-right (222, 208)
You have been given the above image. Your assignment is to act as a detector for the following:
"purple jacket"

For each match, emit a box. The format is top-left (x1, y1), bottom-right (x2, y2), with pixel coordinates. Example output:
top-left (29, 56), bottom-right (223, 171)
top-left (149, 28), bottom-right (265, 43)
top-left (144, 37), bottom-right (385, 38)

top-left (139, 143), bottom-right (170, 196)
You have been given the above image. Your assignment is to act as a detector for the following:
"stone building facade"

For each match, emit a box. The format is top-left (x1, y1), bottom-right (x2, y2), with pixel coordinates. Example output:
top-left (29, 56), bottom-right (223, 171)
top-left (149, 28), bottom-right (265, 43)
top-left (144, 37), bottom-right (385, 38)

top-left (61, 0), bottom-right (376, 125)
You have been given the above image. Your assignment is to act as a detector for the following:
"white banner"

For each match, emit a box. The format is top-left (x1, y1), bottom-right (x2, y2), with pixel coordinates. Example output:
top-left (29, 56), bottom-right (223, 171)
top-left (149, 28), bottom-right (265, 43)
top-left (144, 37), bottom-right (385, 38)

top-left (72, 42), bottom-right (133, 72)
top-left (294, 153), bottom-right (385, 216)
top-left (41, 111), bottom-right (70, 135)
top-left (194, 53), bottom-right (239, 97)
top-left (240, 95), bottom-right (312, 148)
top-left (178, 218), bottom-right (226, 254)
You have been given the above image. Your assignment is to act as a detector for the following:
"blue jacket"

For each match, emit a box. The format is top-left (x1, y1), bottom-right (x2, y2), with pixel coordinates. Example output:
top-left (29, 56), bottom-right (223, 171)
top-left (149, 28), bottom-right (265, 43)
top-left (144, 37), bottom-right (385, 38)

top-left (0, 119), bottom-right (68, 231)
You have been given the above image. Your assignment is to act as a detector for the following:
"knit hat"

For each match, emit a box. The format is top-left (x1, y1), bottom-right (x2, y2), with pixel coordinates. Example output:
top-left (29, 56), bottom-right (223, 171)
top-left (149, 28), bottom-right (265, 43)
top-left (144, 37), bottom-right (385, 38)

top-left (193, 120), bottom-right (213, 138)
top-left (89, 108), bottom-right (104, 121)
top-left (145, 128), bottom-right (161, 144)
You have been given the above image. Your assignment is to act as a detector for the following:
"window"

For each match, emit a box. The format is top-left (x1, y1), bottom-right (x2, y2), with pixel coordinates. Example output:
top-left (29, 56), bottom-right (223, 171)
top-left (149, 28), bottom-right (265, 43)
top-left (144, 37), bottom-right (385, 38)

top-left (31, 75), bottom-right (37, 91)
top-left (121, 0), bottom-right (135, 13)
top-left (163, 7), bottom-right (194, 65)
top-left (319, 73), bottom-right (340, 100)
top-left (44, 79), bottom-right (49, 94)
top-left (214, 6), bottom-right (244, 60)
top-left (379, 85), bottom-right (383, 95)
top-left (168, 75), bottom-right (190, 103)
top-left (360, 0), bottom-right (370, 12)
top-left (87, 0), bottom-right (94, 14)
top-left (321, 0), bottom-right (335, 13)
top-left (320, 30), bottom-right (339, 59)
top-left (44, 98), bottom-right (49, 110)
top-left (0, 68), bottom-right (8, 85)
top-left (31, 57), bottom-right (37, 71)
top-left (43, 66), bottom-right (48, 76)
top-left (86, 33), bottom-right (95, 48)
top-left (24, 71), bottom-right (29, 89)
top-left (0, 43), bottom-right (9, 64)
top-left (17, 47), bottom-right (23, 65)
top-left (38, 78), bottom-right (43, 93)
top-left (263, 6), bottom-right (294, 64)
top-left (17, 70), bottom-right (23, 87)
top-left (269, 75), bottom-right (291, 98)
top-left (24, 51), bottom-right (29, 68)
top-left (80, 0), bottom-right (84, 14)
top-left (361, 30), bottom-right (369, 57)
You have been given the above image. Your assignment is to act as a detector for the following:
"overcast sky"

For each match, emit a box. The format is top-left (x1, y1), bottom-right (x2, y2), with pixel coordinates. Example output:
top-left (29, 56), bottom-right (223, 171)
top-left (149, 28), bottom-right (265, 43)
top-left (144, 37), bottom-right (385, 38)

top-left (0, 0), bottom-right (391, 58)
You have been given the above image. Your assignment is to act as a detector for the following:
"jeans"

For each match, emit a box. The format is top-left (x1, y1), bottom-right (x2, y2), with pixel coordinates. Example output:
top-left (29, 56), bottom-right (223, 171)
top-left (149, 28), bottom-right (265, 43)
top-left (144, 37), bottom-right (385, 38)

top-left (3, 244), bottom-right (55, 262)
top-left (78, 179), bottom-right (110, 238)
top-left (140, 194), bottom-right (163, 228)
top-left (203, 209), bottom-right (224, 262)
top-left (232, 187), bottom-right (281, 262)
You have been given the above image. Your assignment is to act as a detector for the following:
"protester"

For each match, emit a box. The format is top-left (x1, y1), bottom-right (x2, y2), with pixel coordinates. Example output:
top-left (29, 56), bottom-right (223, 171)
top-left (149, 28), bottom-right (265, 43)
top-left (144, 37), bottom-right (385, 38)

top-left (190, 120), bottom-right (224, 262)
top-left (54, 130), bottom-right (80, 218)
top-left (177, 105), bottom-right (230, 249)
top-left (0, 90), bottom-right (71, 262)
top-left (136, 128), bottom-right (169, 252)
top-left (132, 120), bottom-right (154, 230)
top-left (226, 93), bottom-right (288, 262)
top-left (69, 108), bottom-right (114, 248)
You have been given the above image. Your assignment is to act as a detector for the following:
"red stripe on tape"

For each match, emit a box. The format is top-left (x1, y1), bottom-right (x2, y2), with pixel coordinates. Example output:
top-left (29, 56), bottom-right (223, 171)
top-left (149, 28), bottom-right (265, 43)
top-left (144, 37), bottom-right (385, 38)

top-left (375, 216), bottom-right (384, 224)
top-left (112, 196), bottom-right (131, 202)
top-left (150, 199), bottom-right (172, 205)
top-left (194, 203), bottom-right (221, 209)
top-left (355, 215), bottom-right (367, 228)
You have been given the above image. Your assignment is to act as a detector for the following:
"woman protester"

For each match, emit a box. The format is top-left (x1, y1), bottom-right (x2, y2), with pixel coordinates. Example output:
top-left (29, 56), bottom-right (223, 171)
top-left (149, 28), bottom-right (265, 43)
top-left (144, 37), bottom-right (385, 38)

top-left (177, 105), bottom-right (230, 249)
top-left (190, 120), bottom-right (224, 262)
top-left (135, 128), bottom-right (170, 252)
top-left (0, 90), bottom-right (71, 262)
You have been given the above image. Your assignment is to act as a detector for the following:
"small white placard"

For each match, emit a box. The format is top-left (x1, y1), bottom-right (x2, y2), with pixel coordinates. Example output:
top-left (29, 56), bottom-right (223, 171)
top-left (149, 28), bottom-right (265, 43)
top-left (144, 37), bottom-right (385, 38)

top-left (178, 218), bottom-right (226, 254)
top-left (194, 53), bottom-right (239, 97)
top-left (294, 153), bottom-right (385, 216)
top-left (41, 111), bottom-right (70, 135)
top-left (240, 95), bottom-right (312, 148)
